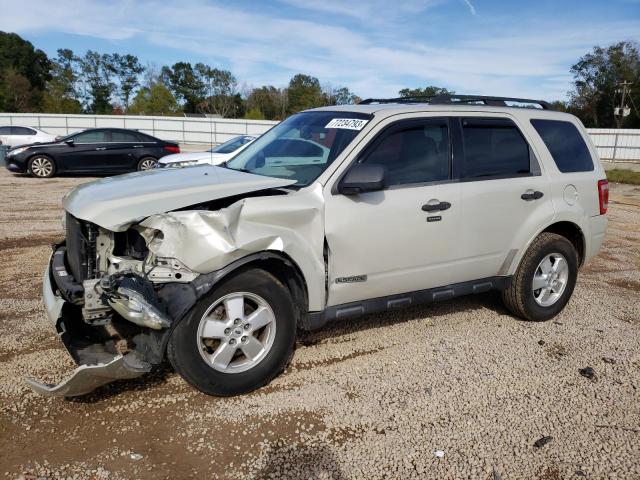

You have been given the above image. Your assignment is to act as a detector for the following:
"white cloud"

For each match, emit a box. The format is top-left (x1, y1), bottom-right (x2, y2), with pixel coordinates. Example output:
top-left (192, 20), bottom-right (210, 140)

top-left (463, 0), bottom-right (477, 16)
top-left (0, 0), bottom-right (638, 100)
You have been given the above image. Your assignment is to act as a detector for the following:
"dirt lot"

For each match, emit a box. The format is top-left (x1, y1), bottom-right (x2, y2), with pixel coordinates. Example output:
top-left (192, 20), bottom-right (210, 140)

top-left (0, 169), bottom-right (639, 479)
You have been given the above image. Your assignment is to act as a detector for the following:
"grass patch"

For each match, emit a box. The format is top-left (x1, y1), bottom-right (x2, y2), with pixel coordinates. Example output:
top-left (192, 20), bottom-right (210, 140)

top-left (606, 169), bottom-right (640, 185)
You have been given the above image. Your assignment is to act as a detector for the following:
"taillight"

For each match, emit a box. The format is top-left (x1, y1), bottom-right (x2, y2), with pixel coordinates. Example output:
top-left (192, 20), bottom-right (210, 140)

top-left (597, 179), bottom-right (609, 215)
top-left (164, 145), bottom-right (180, 154)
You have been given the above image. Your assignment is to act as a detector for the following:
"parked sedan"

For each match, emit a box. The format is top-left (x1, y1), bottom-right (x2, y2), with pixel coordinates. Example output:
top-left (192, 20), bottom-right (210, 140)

top-left (4, 128), bottom-right (180, 178)
top-left (157, 135), bottom-right (255, 168)
top-left (0, 125), bottom-right (57, 148)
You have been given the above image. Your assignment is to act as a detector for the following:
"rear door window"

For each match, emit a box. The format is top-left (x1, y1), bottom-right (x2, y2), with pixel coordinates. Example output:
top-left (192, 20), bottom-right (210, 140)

top-left (0, 126), bottom-right (12, 135)
top-left (530, 119), bottom-right (593, 172)
top-left (11, 127), bottom-right (36, 135)
top-left (110, 130), bottom-right (140, 142)
top-left (460, 118), bottom-right (531, 180)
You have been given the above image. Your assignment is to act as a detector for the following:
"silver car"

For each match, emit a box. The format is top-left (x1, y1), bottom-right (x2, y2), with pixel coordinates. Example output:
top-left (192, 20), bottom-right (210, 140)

top-left (28, 95), bottom-right (608, 397)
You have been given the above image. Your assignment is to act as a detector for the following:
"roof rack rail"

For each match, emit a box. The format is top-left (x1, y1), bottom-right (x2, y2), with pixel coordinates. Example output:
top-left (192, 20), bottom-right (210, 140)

top-left (358, 94), bottom-right (553, 110)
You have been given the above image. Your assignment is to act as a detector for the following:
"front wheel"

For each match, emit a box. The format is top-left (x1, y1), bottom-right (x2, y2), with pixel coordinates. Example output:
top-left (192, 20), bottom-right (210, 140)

top-left (502, 232), bottom-right (578, 321)
top-left (167, 269), bottom-right (296, 396)
top-left (29, 155), bottom-right (56, 178)
top-left (137, 157), bottom-right (157, 171)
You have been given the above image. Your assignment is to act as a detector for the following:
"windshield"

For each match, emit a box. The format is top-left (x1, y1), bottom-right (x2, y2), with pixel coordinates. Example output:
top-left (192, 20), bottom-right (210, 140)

top-left (209, 135), bottom-right (253, 154)
top-left (226, 111), bottom-right (372, 186)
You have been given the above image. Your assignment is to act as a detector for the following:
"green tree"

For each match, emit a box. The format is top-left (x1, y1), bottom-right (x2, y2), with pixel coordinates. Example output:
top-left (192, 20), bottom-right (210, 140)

top-left (161, 62), bottom-right (206, 113)
top-left (111, 53), bottom-right (144, 111)
top-left (128, 82), bottom-right (181, 115)
top-left (398, 86), bottom-right (454, 98)
top-left (0, 31), bottom-right (51, 111)
top-left (196, 64), bottom-right (238, 117)
top-left (79, 51), bottom-right (117, 113)
top-left (569, 42), bottom-right (640, 128)
top-left (244, 107), bottom-right (265, 120)
top-left (287, 74), bottom-right (323, 114)
top-left (42, 49), bottom-right (82, 113)
top-left (324, 86), bottom-right (359, 105)
top-left (246, 85), bottom-right (286, 119)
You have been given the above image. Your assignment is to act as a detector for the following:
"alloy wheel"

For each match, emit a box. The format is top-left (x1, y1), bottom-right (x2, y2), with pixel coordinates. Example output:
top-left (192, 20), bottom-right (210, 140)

top-left (139, 158), bottom-right (157, 170)
top-left (196, 292), bottom-right (276, 373)
top-left (30, 157), bottom-right (53, 177)
top-left (532, 252), bottom-right (569, 307)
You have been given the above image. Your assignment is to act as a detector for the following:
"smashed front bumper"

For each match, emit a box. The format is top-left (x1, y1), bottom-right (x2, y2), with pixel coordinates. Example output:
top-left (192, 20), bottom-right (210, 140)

top-left (25, 261), bottom-right (153, 397)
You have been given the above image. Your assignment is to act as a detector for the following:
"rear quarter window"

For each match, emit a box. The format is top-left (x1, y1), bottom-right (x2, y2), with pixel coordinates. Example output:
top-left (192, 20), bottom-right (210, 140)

top-left (530, 119), bottom-right (593, 173)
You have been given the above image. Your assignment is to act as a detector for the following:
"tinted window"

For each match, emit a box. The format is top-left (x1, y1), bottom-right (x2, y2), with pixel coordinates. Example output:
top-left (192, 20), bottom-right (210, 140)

top-left (531, 119), bottom-right (593, 173)
top-left (11, 127), bottom-right (35, 135)
top-left (0, 126), bottom-right (11, 135)
top-left (74, 130), bottom-right (107, 143)
top-left (110, 130), bottom-right (140, 142)
top-left (461, 119), bottom-right (530, 179)
top-left (363, 120), bottom-right (450, 186)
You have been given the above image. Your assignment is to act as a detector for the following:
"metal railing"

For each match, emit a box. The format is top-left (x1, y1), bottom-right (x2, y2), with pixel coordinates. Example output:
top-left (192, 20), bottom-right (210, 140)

top-left (586, 128), bottom-right (640, 164)
top-left (0, 113), bottom-right (278, 147)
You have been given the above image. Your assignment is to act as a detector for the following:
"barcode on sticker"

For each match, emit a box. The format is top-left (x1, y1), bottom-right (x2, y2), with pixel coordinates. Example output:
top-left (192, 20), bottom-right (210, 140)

top-left (325, 118), bottom-right (368, 130)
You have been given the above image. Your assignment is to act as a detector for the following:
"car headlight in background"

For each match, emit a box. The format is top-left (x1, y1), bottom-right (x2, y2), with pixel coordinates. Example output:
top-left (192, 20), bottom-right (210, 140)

top-left (7, 146), bottom-right (29, 156)
top-left (169, 160), bottom-right (200, 168)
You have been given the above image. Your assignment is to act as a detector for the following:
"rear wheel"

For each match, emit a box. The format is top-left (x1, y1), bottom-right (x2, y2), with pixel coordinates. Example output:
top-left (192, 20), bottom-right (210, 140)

top-left (502, 232), bottom-right (578, 321)
top-left (167, 269), bottom-right (296, 396)
top-left (137, 157), bottom-right (157, 171)
top-left (28, 155), bottom-right (55, 178)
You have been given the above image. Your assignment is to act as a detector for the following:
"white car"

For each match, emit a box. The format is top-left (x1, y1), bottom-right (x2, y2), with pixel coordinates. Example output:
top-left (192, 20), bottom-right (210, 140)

top-left (0, 126), bottom-right (56, 148)
top-left (28, 94), bottom-right (608, 398)
top-left (158, 135), bottom-right (256, 168)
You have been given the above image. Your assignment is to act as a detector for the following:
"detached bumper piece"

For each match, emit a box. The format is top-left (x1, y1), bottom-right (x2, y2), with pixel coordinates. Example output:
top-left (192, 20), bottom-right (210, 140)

top-left (25, 351), bottom-right (151, 397)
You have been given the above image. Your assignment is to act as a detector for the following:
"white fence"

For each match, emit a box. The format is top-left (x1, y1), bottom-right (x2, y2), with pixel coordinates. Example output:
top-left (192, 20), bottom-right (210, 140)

top-left (0, 113), bottom-right (638, 163)
top-left (0, 113), bottom-right (278, 146)
top-left (586, 128), bottom-right (640, 163)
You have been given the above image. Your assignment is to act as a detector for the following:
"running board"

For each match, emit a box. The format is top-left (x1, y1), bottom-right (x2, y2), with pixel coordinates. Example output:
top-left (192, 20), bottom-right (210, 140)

top-left (304, 276), bottom-right (512, 330)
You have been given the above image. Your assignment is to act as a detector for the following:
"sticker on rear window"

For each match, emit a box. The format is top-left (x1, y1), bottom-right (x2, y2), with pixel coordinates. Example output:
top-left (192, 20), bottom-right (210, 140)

top-left (325, 118), bottom-right (369, 130)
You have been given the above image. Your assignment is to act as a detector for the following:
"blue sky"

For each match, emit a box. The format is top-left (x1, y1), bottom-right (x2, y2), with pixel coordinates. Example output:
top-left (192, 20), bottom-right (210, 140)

top-left (1, 0), bottom-right (639, 100)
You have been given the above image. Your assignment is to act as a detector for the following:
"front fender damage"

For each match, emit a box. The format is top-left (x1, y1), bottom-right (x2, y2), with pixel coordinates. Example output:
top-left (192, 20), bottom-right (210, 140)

top-left (27, 186), bottom-right (326, 397)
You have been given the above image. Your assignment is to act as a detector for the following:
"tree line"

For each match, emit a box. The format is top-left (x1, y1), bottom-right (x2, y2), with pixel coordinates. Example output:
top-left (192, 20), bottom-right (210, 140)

top-left (0, 31), bottom-right (638, 127)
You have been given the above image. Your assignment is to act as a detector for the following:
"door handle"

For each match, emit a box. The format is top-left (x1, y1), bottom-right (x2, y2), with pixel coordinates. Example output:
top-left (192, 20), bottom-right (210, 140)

top-left (133, 145), bottom-right (144, 148)
top-left (521, 190), bottom-right (544, 201)
top-left (421, 201), bottom-right (451, 212)
top-left (95, 147), bottom-right (106, 151)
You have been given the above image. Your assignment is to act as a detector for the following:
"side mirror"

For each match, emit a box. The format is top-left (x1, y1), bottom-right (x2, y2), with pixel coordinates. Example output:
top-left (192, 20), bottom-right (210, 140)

top-left (338, 163), bottom-right (386, 195)
top-left (64, 138), bottom-right (74, 146)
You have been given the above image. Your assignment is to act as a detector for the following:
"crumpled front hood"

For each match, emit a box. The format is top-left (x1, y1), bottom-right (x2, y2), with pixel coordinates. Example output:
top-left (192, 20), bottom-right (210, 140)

top-left (64, 166), bottom-right (296, 231)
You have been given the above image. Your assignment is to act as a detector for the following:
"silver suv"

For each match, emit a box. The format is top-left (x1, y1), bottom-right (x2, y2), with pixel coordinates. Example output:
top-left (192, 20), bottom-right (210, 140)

top-left (28, 95), bottom-right (609, 397)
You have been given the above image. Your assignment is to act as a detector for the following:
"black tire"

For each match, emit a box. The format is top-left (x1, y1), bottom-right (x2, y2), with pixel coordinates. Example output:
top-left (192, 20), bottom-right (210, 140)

top-left (502, 232), bottom-right (578, 322)
top-left (28, 155), bottom-right (56, 178)
top-left (167, 268), bottom-right (296, 396)
top-left (137, 157), bottom-right (157, 171)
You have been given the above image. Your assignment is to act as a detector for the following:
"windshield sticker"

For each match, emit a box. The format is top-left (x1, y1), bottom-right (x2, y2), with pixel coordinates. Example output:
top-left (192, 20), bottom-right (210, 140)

top-left (325, 118), bottom-right (369, 130)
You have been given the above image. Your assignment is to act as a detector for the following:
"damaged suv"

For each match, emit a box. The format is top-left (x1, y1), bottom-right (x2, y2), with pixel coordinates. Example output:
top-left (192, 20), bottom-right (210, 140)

top-left (29, 95), bottom-right (609, 397)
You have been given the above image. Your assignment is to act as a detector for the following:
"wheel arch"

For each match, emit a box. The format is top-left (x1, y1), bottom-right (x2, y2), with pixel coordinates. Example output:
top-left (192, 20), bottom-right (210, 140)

top-left (508, 220), bottom-right (586, 276)
top-left (541, 221), bottom-right (586, 266)
top-left (156, 250), bottom-right (310, 357)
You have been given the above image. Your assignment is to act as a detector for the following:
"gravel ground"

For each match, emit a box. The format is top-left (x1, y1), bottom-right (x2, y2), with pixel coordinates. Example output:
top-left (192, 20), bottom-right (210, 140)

top-left (0, 169), bottom-right (639, 480)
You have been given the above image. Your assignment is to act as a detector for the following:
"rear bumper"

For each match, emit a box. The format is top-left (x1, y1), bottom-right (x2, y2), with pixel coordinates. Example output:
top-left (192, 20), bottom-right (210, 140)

top-left (585, 214), bottom-right (608, 263)
top-left (25, 260), bottom-right (152, 397)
